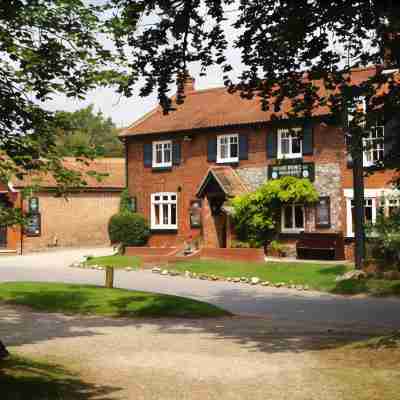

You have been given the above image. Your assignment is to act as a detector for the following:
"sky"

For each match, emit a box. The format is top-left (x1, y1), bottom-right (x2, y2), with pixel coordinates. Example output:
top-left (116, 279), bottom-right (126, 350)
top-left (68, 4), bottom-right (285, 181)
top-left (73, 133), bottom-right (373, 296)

top-left (44, 5), bottom-right (243, 128)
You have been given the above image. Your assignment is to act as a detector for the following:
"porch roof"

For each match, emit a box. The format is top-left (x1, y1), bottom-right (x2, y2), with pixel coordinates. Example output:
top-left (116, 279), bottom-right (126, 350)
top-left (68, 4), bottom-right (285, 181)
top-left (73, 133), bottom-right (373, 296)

top-left (196, 166), bottom-right (250, 198)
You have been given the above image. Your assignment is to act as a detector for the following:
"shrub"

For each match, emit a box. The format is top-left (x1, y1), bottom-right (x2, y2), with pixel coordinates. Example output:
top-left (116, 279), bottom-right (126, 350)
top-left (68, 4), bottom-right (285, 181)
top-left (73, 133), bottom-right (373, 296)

top-left (231, 176), bottom-right (319, 247)
top-left (119, 188), bottom-right (133, 213)
top-left (366, 208), bottom-right (400, 270)
top-left (108, 212), bottom-right (150, 249)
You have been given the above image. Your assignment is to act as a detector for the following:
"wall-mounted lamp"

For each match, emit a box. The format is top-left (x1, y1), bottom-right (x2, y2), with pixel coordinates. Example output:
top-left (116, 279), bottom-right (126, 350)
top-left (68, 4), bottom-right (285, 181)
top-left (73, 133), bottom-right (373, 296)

top-left (183, 135), bottom-right (192, 141)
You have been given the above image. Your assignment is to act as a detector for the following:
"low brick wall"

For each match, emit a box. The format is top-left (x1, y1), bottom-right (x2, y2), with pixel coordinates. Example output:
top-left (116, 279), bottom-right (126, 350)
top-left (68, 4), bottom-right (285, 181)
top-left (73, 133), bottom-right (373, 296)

top-left (199, 248), bottom-right (265, 263)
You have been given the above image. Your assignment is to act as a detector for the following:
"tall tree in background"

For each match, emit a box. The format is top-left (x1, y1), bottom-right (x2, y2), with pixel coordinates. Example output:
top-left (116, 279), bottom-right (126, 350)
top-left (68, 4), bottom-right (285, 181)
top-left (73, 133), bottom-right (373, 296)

top-left (0, 0), bottom-right (122, 198)
top-left (110, 0), bottom-right (400, 268)
top-left (55, 105), bottom-right (123, 157)
top-left (0, 0), bottom-right (124, 355)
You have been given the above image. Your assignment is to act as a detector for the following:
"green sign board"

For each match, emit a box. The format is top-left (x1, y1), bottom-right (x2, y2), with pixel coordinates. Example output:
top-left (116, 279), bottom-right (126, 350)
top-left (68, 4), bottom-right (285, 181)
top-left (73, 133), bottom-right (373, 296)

top-left (268, 162), bottom-right (315, 181)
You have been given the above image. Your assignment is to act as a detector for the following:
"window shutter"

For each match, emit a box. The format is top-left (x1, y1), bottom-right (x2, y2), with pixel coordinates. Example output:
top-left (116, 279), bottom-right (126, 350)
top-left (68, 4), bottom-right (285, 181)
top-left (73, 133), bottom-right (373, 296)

top-left (266, 129), bottom-right (277, 158)
top-left (239, 134), bottom-right (248, 160)
top-left (302, 122), bottom-right (314, 155)
top-left (384, 116), bottom-right (400, 162)
top-left (172, 142), bottom-right (181, 165)
top-left (143, 143), bottom-right (152, 167)
top-left (208, 137), bottom-right (217, 162)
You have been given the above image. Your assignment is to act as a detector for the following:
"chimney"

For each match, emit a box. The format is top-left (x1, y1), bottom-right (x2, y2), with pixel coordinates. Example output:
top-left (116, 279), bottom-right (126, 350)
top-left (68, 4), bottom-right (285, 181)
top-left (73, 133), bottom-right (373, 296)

top-left (177, 71), bottom-right (196, 95)
top-left (183, 76), bottom-right (196, 93)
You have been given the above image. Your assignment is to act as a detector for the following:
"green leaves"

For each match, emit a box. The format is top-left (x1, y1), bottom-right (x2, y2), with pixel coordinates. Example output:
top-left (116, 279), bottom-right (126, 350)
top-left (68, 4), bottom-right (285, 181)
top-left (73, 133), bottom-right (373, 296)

top-left (231, 177), bottom-right (318, 246)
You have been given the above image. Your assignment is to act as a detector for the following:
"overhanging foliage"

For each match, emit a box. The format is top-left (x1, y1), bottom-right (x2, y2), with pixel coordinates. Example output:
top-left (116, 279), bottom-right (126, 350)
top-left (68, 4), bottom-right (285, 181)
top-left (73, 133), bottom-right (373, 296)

top-left (231, 176), bottom-right (319, 246)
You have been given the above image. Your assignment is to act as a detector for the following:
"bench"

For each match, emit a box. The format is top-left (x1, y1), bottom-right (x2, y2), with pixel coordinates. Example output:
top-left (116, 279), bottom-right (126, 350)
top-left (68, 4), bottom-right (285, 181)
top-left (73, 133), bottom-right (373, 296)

top-left (296, 232), bottom-right (345, 260)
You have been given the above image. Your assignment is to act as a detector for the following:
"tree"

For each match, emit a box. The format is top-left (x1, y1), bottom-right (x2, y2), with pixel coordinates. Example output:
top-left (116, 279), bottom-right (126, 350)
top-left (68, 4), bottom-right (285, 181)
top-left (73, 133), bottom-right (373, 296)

top-left (110, 1), bottom-right (400, 268)
top-left (55, 105), bottom-right (123, 158)
top-left (0, 0), bottom-right (124, 356)
top-left (0, 0), bottom-right (122, 197)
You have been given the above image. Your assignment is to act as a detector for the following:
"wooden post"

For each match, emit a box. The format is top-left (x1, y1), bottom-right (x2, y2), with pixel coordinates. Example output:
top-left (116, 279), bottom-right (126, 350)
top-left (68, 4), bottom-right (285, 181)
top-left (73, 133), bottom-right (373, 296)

top-left (105, 266), bottom-right (114, 289)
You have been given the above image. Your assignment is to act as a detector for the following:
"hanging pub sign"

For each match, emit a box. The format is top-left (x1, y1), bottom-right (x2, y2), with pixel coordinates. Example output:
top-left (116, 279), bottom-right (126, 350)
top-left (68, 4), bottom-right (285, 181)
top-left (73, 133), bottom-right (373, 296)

top-left (189, 200), bottom-right (202, 228)
top-left (128, 196), bottom-right (137, 213)
top-left (25, 213), bottom-right (41, 237)
top-left (315, 196), bottom-right (331, 228)
top-left (268, 162), bottom-right (315, 181)
top-left (28, 197), bottom-right (39, 214)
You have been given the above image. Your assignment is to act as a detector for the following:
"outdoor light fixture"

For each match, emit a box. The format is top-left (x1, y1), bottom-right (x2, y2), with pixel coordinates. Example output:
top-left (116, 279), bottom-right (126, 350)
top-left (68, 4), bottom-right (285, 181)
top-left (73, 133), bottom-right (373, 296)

top-left (183, 135), bottom-right (192, 141)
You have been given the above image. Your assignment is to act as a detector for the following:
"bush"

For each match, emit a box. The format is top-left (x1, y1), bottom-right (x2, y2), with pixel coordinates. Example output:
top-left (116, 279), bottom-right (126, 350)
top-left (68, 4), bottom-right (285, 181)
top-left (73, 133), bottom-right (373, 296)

top-left (119, 188), bottom-right (133, 213)
top-left (231, 176), bottom-right (319, 246)
top-left (366, 208), bottom-right (400, 270)
top-left (108, 212), bottom-right (150, 249)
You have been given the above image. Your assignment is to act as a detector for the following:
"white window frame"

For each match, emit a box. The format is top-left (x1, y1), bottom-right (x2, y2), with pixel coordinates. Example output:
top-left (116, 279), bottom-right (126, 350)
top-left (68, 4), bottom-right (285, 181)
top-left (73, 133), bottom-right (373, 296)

top-left (281, 204), bottom-right (305, 233)
top-left (152, 140), bottom-right (172, 168)
top-left (347, 96), bottom-right (367, 125)
top-left (363, 125), bottom-right (385, 167)
top-left (217, 134), bottom-right (239, 164)
top-left (345, 196), bottom-right (377, 238)
top-left (277, 128), bottom-right (303, 159)
top-left (151, 192), bottom-right (178, 230)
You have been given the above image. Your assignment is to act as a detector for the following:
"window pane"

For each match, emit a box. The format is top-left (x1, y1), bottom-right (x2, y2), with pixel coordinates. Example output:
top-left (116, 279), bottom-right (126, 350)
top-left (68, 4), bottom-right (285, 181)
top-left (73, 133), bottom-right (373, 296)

top-left (220, 142), bottom-right (228, 159)
top-left (230, 140), bottom-right (238, 158)
top-left (171, 204), bottom-right (177, 225)
top-left (292, 136), bottom-right (301, 154)
top-left (155, 204), bottom-right (160, 225)
top-left (156, 146), bottom-right (163, 163)
top-left (284, 206), bottom-right (293, 229)
top-left (294, 206), bottom-right (304, 229)
top-left (171, 195), bottom-right (176, 201)
top-left (164, 144), bottom-right (171, 163)
top-left (163, 204), bottom-right (169, 225)
top-left (163, 195), bottom-right (168, 201)
top-left (281, 138), bottom-right (290, 154)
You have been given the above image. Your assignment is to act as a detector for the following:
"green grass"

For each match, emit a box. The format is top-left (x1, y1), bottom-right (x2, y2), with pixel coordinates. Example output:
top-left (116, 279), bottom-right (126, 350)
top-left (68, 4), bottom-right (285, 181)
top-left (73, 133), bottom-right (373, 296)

top-left (0, 282), bottom-right (230, 318)
top-left (0, 355), bottom-right (113, 400)
top-left (171, 259), bottom-right (400, 295)
top-left (85, 254), bottom-right (141, 269)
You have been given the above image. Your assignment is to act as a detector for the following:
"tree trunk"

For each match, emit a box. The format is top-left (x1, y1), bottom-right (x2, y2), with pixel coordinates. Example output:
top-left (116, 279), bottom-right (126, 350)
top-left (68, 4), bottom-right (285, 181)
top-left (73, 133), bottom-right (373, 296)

top-left (352, 131), bottom-right (366, 270)
top-left (0, 340), bottom-right (9, 359)
top-left (105, 267), bottom-right (114, 289)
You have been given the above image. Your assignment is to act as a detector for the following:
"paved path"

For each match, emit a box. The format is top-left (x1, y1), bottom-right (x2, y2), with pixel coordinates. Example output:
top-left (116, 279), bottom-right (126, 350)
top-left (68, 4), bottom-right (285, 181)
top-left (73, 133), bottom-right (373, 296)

top-left (1, 247), bottom-right (400, 332)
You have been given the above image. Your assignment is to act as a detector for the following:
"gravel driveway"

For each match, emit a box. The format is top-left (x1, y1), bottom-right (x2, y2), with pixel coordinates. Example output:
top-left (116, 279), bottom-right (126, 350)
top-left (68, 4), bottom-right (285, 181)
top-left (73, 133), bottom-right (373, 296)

top-left (2, 248), bottom-right (400, 399)
top-left (2, 304), bottom-right (400, 400)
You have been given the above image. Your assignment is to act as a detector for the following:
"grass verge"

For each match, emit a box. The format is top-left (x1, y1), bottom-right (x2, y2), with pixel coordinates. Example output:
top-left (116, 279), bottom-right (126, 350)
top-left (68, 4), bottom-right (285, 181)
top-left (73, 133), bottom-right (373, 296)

top-left (0, 282), bottom-right (230, 318)
top-left (85, 254), bottom-right (141, 269)
top-left (0, 355), bottom-right (117, 400)
top-left (171, 259), bottom-right (400, 296)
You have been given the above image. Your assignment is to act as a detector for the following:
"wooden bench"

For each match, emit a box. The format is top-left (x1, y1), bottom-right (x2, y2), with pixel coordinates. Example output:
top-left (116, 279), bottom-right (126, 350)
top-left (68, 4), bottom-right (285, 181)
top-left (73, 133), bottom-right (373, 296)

top-left (296, 232), bottom-right (345, 260)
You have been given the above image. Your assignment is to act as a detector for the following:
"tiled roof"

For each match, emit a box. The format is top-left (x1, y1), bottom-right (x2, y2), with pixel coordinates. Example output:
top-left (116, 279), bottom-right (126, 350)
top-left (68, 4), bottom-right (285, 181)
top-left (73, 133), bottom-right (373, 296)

top-left (120, 67), bottom-right (377, 137)
top-left (196, 166), bottom-right (250, 198)
top-left (12, 157), bottom-right (125, 190)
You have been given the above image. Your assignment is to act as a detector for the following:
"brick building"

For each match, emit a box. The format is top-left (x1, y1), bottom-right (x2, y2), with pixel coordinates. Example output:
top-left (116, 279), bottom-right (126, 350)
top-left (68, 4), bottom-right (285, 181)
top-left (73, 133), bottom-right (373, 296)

top-left (0, 158), bottom-right (125, 254)
top-left (120, 68), bottom-right (399, 260)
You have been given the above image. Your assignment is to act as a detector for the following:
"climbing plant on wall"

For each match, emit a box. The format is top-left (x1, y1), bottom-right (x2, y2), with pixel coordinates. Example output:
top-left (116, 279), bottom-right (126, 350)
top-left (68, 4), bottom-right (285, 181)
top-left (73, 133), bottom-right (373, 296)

top-left (231, 176), bottom-right (319, 247)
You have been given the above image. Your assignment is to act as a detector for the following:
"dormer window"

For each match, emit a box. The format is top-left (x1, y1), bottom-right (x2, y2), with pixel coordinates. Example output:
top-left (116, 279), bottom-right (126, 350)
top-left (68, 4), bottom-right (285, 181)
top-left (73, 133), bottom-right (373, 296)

top-left (277, 128), bottom-right (302, 159)
top-left (152, 140), bottom-right (172, 168)
top-left (217, 134), bottom-right (239, 163)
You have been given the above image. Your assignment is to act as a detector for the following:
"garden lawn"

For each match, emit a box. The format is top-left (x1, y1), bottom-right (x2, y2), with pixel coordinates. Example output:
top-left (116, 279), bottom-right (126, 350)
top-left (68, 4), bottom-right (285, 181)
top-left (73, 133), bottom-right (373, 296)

top-left (85, 254), bottom-right (141, 269)
top-left (172, 259), bottom-right (400, 295)
top-left (0, 282), bottom-right (229, 318)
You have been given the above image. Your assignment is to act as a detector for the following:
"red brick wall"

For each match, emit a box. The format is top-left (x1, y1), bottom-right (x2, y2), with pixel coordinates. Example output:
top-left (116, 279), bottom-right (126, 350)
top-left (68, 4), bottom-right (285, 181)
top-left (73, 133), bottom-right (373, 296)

top-left (21, 191), bottom-right (121, 252)
top-left (126, 123), bottom-right (398, 251)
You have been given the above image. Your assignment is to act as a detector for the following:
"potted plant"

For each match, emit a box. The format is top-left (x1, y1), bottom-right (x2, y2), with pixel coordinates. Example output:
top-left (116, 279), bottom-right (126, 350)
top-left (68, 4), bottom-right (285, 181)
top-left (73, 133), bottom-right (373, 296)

top-left (268, 240), bottom-right (287, 257)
